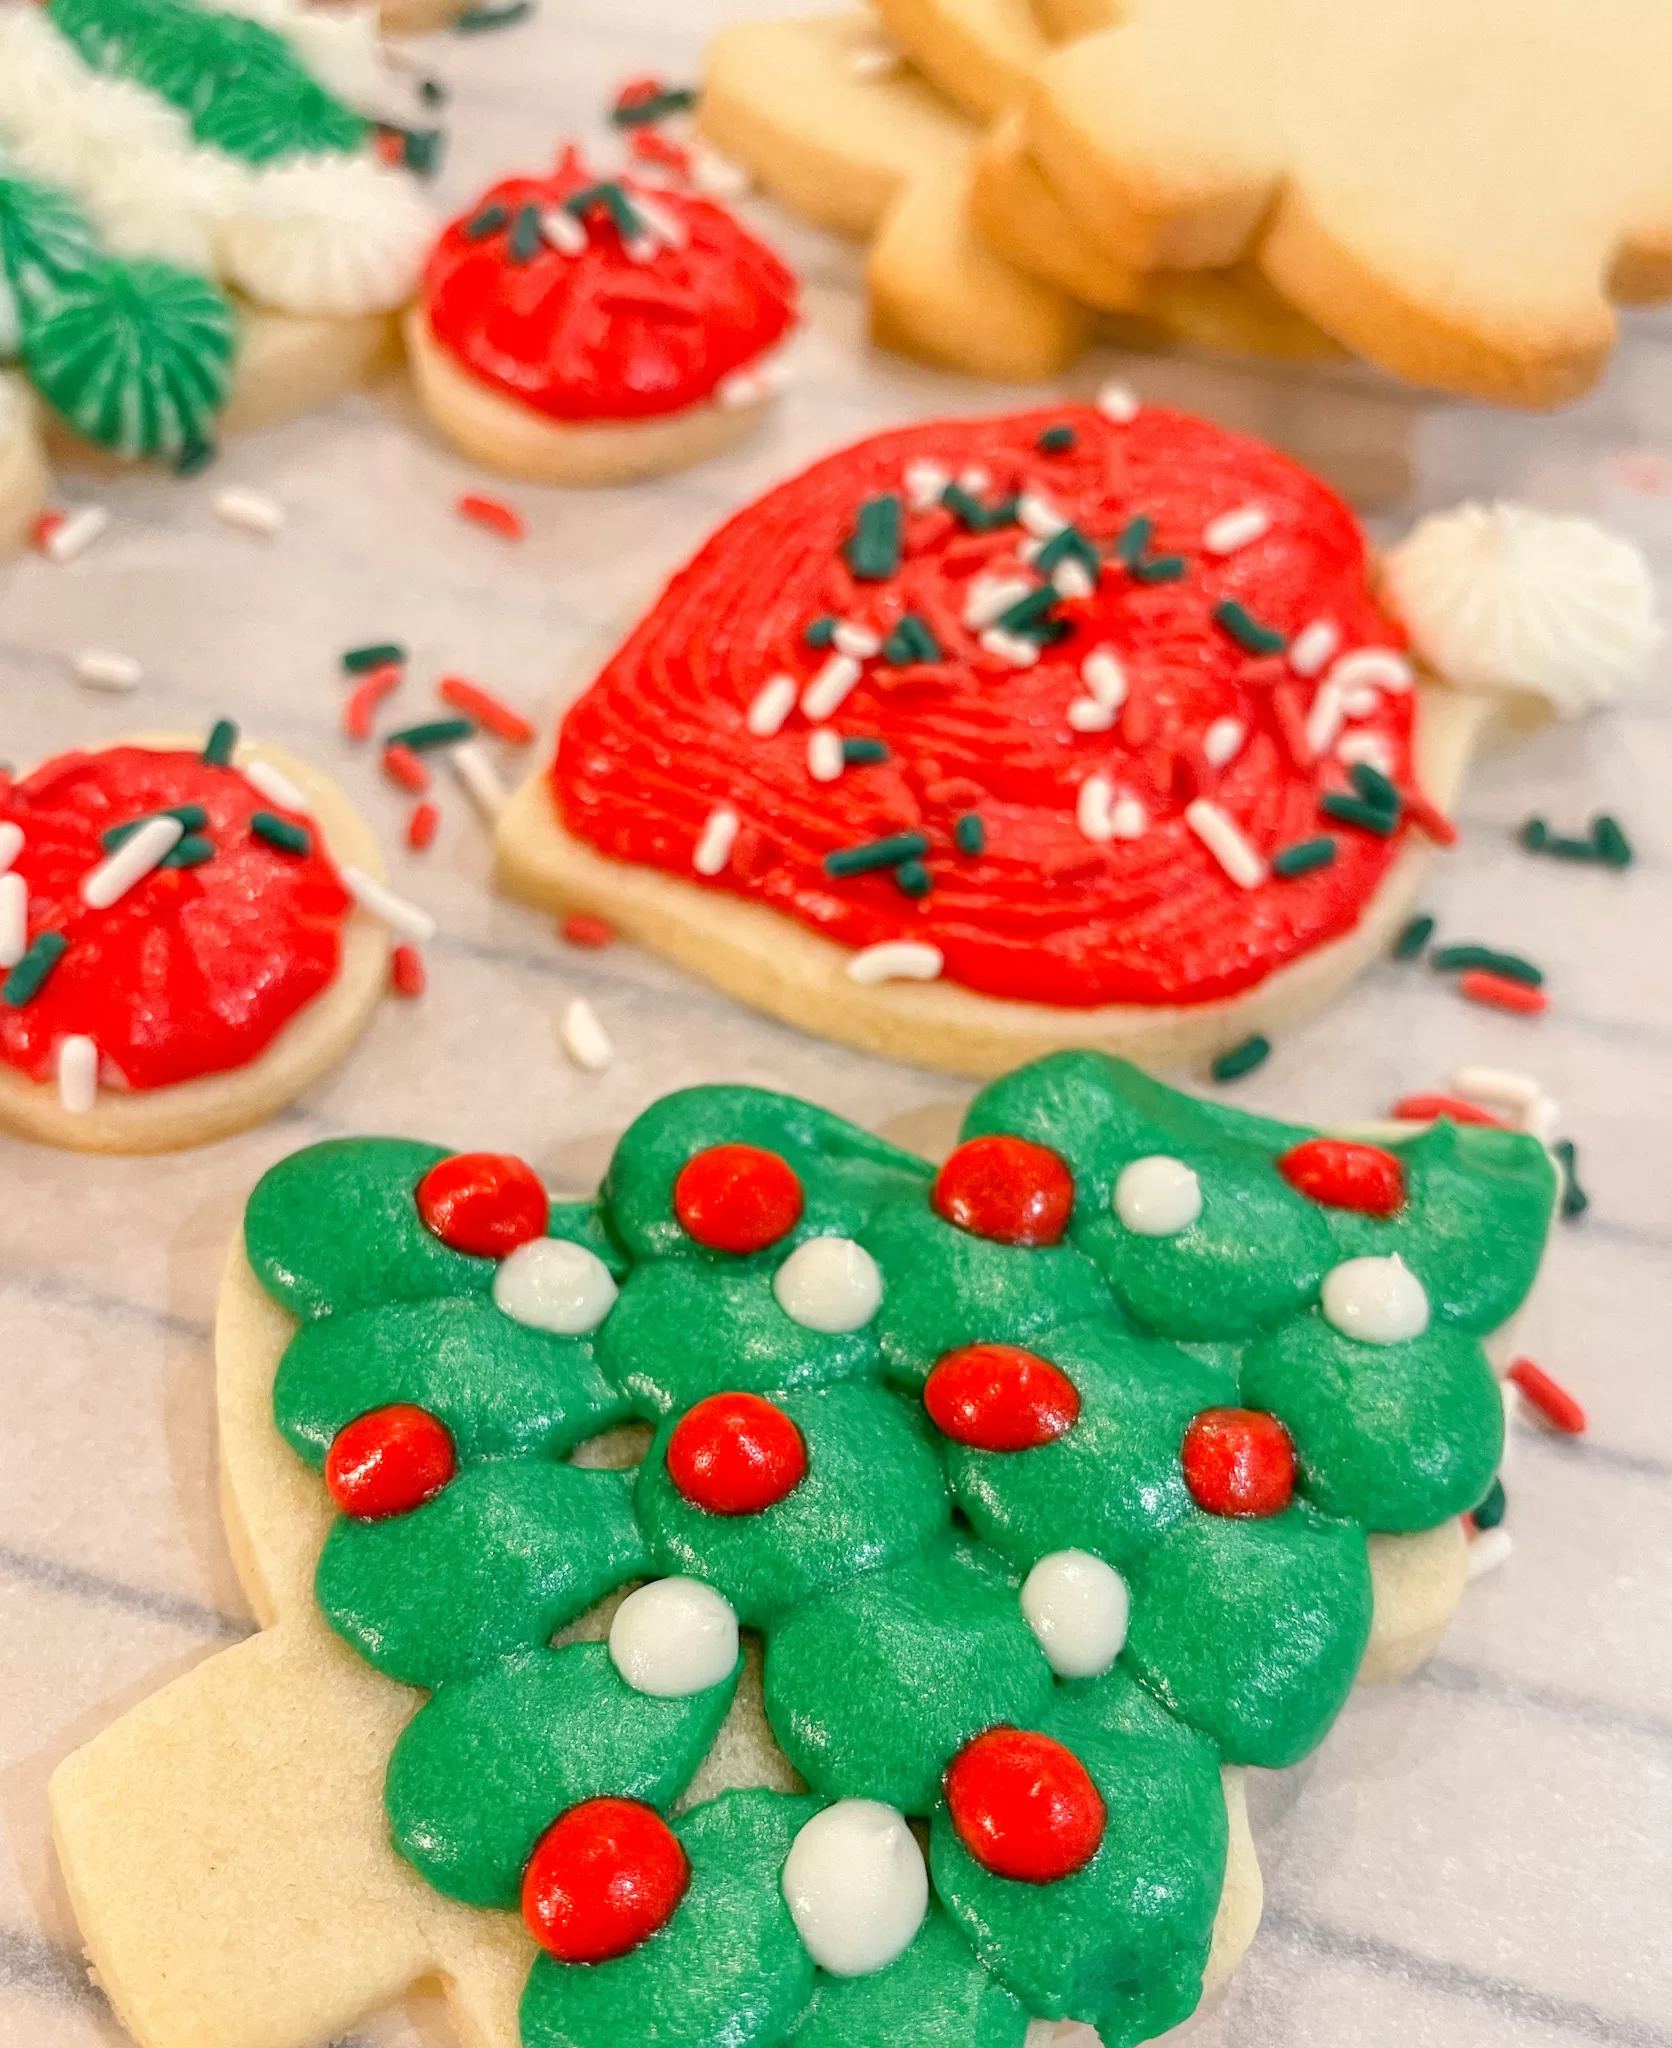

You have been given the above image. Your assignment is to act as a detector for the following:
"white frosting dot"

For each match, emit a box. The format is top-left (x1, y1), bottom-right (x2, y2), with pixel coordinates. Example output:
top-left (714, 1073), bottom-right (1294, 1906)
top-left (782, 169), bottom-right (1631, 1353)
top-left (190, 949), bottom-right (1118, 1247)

top-left (1112, 1156), bottom-right (1202, 1236)
top-left (1020, 1550), bottom-right (1130, 1678)
top-left (781, 1800), bottom-right (927, 1976)
top-left (608, 1578), bottom-right (739, 1696)
top-left (492, 1238), bottom-right (618, 1334)
top-left (772, 1237), bottom-right (883, 1333)
top-left (1321, 1254), bottom-right (1429, 1345)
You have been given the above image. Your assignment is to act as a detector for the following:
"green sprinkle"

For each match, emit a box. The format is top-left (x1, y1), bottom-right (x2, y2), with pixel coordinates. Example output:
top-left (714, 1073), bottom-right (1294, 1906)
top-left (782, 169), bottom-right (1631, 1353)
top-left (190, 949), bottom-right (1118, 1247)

top-left (566, 181), bottom-right (643, 240)
top-left (894, 859), bottom-right (932, 898)
top-left (954, 811), bottom-right (985, 855)
top-left (1211, 1033), bottom-right (1270, 1083)
top-left (175, 439), bottom-right (216, 477)
top-left (384, 718), bottom-right (475, 750)
top-left (994, 584), bottom-right (1061, 638)
top-left (1592, 813), bottom-right (1634, 868)
top-left (251, 811), bottom-right (312, 856)
top-left (882, 614), bottom-right (942, 665)
top-left (464, 203), bottom-right (509, 241)
top-left (940, 485), bottom-right (1016, 534)
top-left (1214, 600), bottom-right (1287, 656)
top-left (508, 203), bottom-right (542, 263)
top-left (202, 719), bottom-right (238, 766)
top-left (420, 77), bottom-right (448, 106)
top-left (841, 739), bottom-right (889, 765)
top-left (1430, 944), bottom-right (1543, 987)
top-left (1518, 817), bottom-right (1549, 851)
top-left (399, 127), bottom-right (444, 176)
top-left (101, 803), bottom-right (209, 852)
top-left (1271, 835), bottom-right (1337, 878)
top-left (1393, 912), bottom-right (1435, 961)
top-left (843, 495), bottom-right (903, 581)
top-left (825, 831), bottom-right (929, 878)
top-left (1115, 515), bottom-right (1153, 565)
top-left (1472, 1477), bottom-right (1506, 1530)
top-left (1549, 835), bottom-right (1604, 861)
top-left (804, 615), bottom-right (837, 649)
top-left (1037, 424), bottom-right (1076, 453)
top-left (454, 0), bottom-right (532, 30)
top-left (161, 835), bottom-right (215, 869)
top-left (1320, 793), bottom-right (1398, 837)
top-left (342, 642), bottom-right (405, 674)
top-left (1, 931), bottom-right (68, 1009)
top-left (1130, 553), bottom-right (1187, 583)
top-left (1553, 1139), bottom-right (1589, 1219)
top-left (1034, 524), bottom-right (1099, 580)
top-left (611, 87), bottom-right (698, 126)
top-left (1349, 761), bottom-right (1402, 816)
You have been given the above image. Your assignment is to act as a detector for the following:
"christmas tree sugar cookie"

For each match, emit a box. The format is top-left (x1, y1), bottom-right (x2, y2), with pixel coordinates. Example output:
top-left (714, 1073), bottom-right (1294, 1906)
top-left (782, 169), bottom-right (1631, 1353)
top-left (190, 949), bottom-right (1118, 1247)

top-left (51, 1054), bottom-right (1555, 2047)
top-left (0, 726), bottom-right (397, 1151)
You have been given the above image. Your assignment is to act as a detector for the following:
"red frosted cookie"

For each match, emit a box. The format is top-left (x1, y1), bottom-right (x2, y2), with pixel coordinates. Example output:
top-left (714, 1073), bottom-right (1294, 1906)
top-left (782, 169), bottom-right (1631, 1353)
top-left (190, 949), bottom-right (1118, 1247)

top-left (404, 147), bottom-right (797, 485)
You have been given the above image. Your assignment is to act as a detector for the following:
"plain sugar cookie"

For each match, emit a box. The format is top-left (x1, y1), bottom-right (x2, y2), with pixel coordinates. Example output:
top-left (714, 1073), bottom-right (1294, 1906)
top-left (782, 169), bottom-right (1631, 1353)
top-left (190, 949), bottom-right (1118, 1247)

top-left (0, 375), bottom-right (48, 554)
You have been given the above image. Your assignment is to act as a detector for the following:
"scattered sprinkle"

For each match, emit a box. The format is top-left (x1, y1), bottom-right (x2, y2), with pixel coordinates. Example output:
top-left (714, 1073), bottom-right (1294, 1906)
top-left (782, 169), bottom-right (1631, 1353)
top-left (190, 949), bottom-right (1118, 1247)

top-left (541, 206), bottom-right (589, 256)
top-left (1393, 913), bottom-right (1434, 960)
top-left (894, 859), bottom-right (931, 898)
top-left (1329, 648), bottom-right (1413, 694)
top-left (1289, 619), bottom-right (1340, 676)
top-left (1460, 969), bottom-right (1547, 1016)
top-left (453, 0), bottom-right (532, 30)
top-left (1037, 424), bottom-right (1077, 453)
top-left (1466, 1526), bottom-right (1513, 1579)
top-left (1392, 1092), bottom-right (1508, 1128)
top-left (1449, 1065), bottom-right (1544, 1111)
top-left (1077, 774), bottom-right (1116, 843)
top-left (1271, 835), bottom-right (1336, 878)
top-left (1471, 1477), bottom-right (1507, 1531)
top-left (1431, 944), bottom-right (1542, 986)
top-left (161, 834), bottom-right (214, 870)
top-left (561, 912), bottom-right (615, 948)
top-left (825, 831), bottom-right (929, 878)
top-left (847, 940), bottom-right (943, 985)
top-left (689, 142), bottom-right (751, 201)
top-left (903, 460), bottom-right (951, 512)
top-left (842, 737), bottom-right (888, 766)
top-left (610, 82), bottom-right (697, 126)
top-left (833, 620), bottom-right (882, 659)
top-left (1067, 698), bottom-right (1115, 733)
top-left (81, 815), bottom-right (183, 907)
top-left (1507, 1358), bottom-right (1586, 1434)
top-left (437, 677), bottom-right (534, 745)
top-left (38, 505), bottom-right (109, 564)
top-left (72, 650), bottom-right (143, 692)
top-left (693, 805), bottom-right (741, 875)
top-left (342, 642), bottom-right (406, 674)
top-left (0, 823), bottom-right (21, 875)
top-left (344, 664), bottom-right (402, 740)
top-left (805, 617), bottom-right (837, 649)
top-left (954, 812), bottom-right (985, 855)
top-left (57, 1034), bottom-right (97, 1113)
top-left (407, 800), bottom-right (440, 850)
top-left (1349, 760), bottom-right (1402, 816)
top-left (1397, 784), bottom-right (1458, 847)
top-left (1096, 381), bottom-right (1139, 423)
top-left (1017, 491), bottom-right (1067, 541)
top-left (386, 717), bottom-right (475, 752)
top-left (0, 873), bottom-right (25, 969)
top-left (175, 441), bottom-right (216, 477)
top-left (1186, 799), bottom-right (1266, 889)
top-left (801, 653), bottom-right (863, 720)
top-left (881, 614), bottom-right (941, 665)
top-left (844, 495), bottom-right (903, 581)
top-left (1213, 600), bottom-right (1286, 656)
top-left (1080, 647), bottom-right (1127, 709)
top-left (1202, 504), bottom-right (1271, 555)
top-left (202, 719), bottom-right (239, 767)
top-left (213, 486), bottom-right (284, 535)
top-left (251, 811), bottom-right (311, 856)
top-left (2, 930), bottom-right (68, 1008)
top-left (964, 574), bottom-right (1035, 630)
top-left (342, 866), bottom-right (436, 941)
top-left (1553, 1139), bottom-right (1589, 1219)
top-left (450, 741), bottom-right (508, 821)
top-left (1521, 811), bottom-right (1634, 867)
top-left (979, 627), bottom-right (1041, 669)
top-left (562, 995), bottom-right (614, 1070)
top-left (465, 205), bottom-right (510, 242)
top-left (383, 742), bottom-right (430, 794)
top-left (1320, 792), bottom-right (1398, 837)
top-left (508, 203), bottom-right (543, 263)
top-left (1202, 716), bottom-right (1246, 769)
top-left (746, 675), bottom-right (797, 737)
top-left (1211, 1034), bottom-right (1270, 1083)
top-left (457, 494), bottom-right (524, 541)
top-left (241, 759), bottom-right (310, 813)
top-left (391, 944), bottom-right (427, 996)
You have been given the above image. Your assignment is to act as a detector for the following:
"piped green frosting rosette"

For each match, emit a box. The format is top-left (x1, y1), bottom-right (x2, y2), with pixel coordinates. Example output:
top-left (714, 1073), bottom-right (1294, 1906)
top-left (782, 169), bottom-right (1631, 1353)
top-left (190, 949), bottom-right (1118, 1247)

top-left (245, 1053), bottom-right (1555, 2048)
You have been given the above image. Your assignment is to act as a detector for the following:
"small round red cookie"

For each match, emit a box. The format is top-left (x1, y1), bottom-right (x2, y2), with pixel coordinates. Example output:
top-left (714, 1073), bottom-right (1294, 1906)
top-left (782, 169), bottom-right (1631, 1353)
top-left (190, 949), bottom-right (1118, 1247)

top-left (0, 727), bottom-right (396, 1152)
top-left (404, 146), bottom-right (798, 486)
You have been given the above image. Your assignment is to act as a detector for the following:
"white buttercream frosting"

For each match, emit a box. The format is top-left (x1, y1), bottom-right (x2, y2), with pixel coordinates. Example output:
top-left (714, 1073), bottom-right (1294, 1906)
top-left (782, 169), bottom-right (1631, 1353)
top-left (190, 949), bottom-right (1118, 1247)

top-left (1382, 500), bottom-right (1659, 715)
top-left (217, 156), bottom-right (429, 316)
top-left (194, 0), bottom-right (397, 119)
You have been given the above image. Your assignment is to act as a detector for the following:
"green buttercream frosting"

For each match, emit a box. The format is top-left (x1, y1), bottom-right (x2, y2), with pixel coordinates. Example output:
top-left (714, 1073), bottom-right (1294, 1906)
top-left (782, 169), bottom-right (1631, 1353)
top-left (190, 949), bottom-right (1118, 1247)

top-left (0, 167), bottom-right (100, 338)
top-left (792, 1904), bottom-right (1029, 2048)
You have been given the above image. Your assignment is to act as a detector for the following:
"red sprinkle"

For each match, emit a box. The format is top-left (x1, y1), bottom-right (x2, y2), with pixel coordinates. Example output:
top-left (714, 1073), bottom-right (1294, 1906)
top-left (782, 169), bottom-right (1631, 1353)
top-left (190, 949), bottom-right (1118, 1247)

top-left (945, 1728), bottom-right (1105, 1883)
top-left (457, 493), bottom-right (525, 541)
top-left (30, 510), bottom-right (66, 552)
top-left (407, 799), bottom-right (440, 850)
top-left (562, 911), bottom-right (616, 949)
top-left (1397, 783), bottom-right (1459, 847)
top-left (614, 73), bottom-right (668, 113)
top-left (632, 127), bottom-right (691, 175)
top-left (1391, 1093), bottom-right (1510, 1129)
top-left (523, 1799), bottom-right (690, 1963)
top-left (1460, 970), bottom-right (1547, 1016)
top-left (391, 943), bottom-right (427, 997)
top-left (326, 1403), bottom-right (456, 1518)
top-left (438, 675), bottom-right (535, 744)
top-left (344, 662), bottom-right (402, 740)
top-left (1182, 1407), bottom-right (1296, 1518)
top-left (1278, 1138), bottom-right (1405, 1216)
top-left (1507, 1358), bottom-right (1587, 1435)
top-left (1271, 683), bottom-right (1314, 769)
top-left (932, 1135), bottom-right (1075, 1247)
top-left (417, 1151), bottom-right (548, 1257)
top-left (383, 741), bottom-right (430, 794)
top-left (374, 129), bottom-right (405, 169)
top-left (924, 1344), bottom-right (1080, 1451)
top-left (674, 1143), bottom-right (804, 1253)
top-left (667, 1391), bottom-right (806, 1515)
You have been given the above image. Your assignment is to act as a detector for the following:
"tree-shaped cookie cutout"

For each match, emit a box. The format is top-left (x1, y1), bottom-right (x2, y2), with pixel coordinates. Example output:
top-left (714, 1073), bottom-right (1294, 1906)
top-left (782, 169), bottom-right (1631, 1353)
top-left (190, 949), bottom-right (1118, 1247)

top-left (1026, 0), bottom-right (1672, 401)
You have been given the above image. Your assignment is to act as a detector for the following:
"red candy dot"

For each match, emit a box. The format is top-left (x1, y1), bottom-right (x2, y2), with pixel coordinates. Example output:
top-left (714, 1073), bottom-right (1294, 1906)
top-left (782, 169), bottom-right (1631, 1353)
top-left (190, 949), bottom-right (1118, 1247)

top-left (416, 1152), bottom-right (548, 1258)
top-left (522, 1798), bottom-right (691, 1963)
top-left (326, 1404), bottom-right (456, 1519)
top-left (924, 1344), bottom-right (1080, 1451)
top-left (1182, 1407), bottom-right (1296, 1519)
top-left (674, 1144), bottom-right (805, 1253)
top-left (944, 1727), bottom-right (1106, 1883)
top-left (1278, 1138), bottom-right (1405, 1217)
top-left (932, 1135), bottom-right (1075, 1246)
top-left (667, 1392), bottom-right (807, 1515)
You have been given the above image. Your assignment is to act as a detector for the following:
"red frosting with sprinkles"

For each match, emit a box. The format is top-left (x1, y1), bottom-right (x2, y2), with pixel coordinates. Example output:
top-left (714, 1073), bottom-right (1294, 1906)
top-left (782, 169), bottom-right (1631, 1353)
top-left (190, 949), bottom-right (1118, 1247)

top-left (422, 149), bottom-right (797, 422)
top-left (0, 746), bottom-right (349, 1092)
top-left (554, 405), bottom-right (1424, 1008)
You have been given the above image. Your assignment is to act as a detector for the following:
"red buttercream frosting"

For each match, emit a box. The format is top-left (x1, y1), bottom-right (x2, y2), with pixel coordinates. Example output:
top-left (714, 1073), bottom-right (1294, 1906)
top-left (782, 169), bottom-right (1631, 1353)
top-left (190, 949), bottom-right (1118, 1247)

top-left (554, 405), bottom-right (1425, 1008)
top-left (422, 148), bottom-right (797, 422)
top-left (0, 746), bottom-right (350, 1092)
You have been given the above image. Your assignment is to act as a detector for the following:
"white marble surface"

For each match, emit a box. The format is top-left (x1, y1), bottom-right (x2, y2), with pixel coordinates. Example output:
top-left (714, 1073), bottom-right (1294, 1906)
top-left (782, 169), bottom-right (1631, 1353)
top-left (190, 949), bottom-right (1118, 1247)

top-left (2, 5), bottom-right (1671, 2046)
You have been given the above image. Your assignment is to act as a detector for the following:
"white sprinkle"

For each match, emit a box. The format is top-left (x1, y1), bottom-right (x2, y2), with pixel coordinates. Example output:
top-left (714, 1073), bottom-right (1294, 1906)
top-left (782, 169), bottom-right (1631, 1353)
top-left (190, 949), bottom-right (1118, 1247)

top-left (562, 994), bottom-right (614, 1070)
top-left (449, 740), bottom-right (507, 821)
top-left (1114, 1155), bottom-right (1202, 1236)
top-left (240, 758), bottom-right (312, 815)
top-left (847, 37), bottom-right (903, 78)
top-left (1321, 1254), bottom-right (1429, 1345)
top-left (746, 674), bottom-right (797, 737)
top-left (0, 873), bottom-right (28, 968)
top-left (1467, 1527), bottom-right (1514, 1580)
top-left (1109, 794), bottom-right (1147, 839)
top-left (629, 188), bottom-right (688, 250)
top-left (833, 620), bottom-right (882, 659)
top-left (979, 628), bottom-right (1039, 669)
top-left (801, 652), bottom-right (863, 719)
top-left (1289, 618), bottom-right (1340, 677)
top-left (958, 466), bottom-right (991, 494)
top-left (1018, 536), bottom-right (1043, 565)
top-left (623, 234), bottom-right (659, 266)
top-left (44, 506), bottom-right (109, 564)
top-left (56, 1035), bottom-right (98, 1114)
top-left (1080, 646), bottom-right (1127, 709)
top-left (0, 823), bottom-right (21, 874)
top-left (846, 940), bottom-right (942, 985)
top-left (1067, 697), bottom-right (1115, 732)
top-left (963, 574), bottom-right (1034, 630)
top-left (214, 486), bottom-right (285, 535)
top-left (72, 649), bottom-right (143, 692)
top-left (540, 207), bottom-right (588, 256)
top-left (1338, 683), bottom-right (1381, 718)
top-left (1449, 1066), bottom-right (1544, 1111)
top-left (1186, 799), bottom-right (1266, 888)
top-left (690, 143), bottom-right (752, 200)
top-left (1077, 774), bottom-right (1114, 842)
top-left (1096, 380), bottom-right (1139, 423)
top-left (903, 460), bottom-right (950, 513)
top-left (1051, 557), bottom-right (1096, 601)
top-left (80, 814), bottom-right (183, 909)
top-left (341, 865), bottom-right (436, 941)
top-left (1304, 680), bottom-right (1346, 757)
top-left (1336, 731), bottom-right (1393, 774)
top-left (1202, 504), bottom-right (1271, 555)
top-left (773, 1236), bottom-right (883, 1332)
top-left (1522, 1093), bottom-right (1562, 1146)
top-left (693, 805), bottom-right (740, 875)
top-left (1328, 648), bottom-right (1413, 694)
top-left (1203, 716), bottom-right (1246, 769)
top-left (1017, 490), bottom-right (1067, 540)
top-left (807, 729), bottom-right (844, 783)
top-left (716, 368), bottom-right (767, 410)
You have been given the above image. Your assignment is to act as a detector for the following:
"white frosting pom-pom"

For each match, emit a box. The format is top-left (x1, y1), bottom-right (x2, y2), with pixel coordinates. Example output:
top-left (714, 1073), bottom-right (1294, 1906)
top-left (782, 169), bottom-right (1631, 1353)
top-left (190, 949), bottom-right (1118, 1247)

top-left (1320, 1254), bottom-right (1429, 1345)
top-left (608, 1578), bottom-right (739, 1697)
top-left (1382, 501), bottom-right (1660, 715)
top-left (772, 1237), bottom-right (883, 1333)
top-left (1112, 1156), bottom-right (1202, 1237)
top-left (1020, 1550), bottom-right (1130, 1678)
top-left (492, 1238), bottom-right (618, 1335)
top-left (217, 156), bottom-right (431, 317)
top-left (781, 1801), bottom-right (928, 1976)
